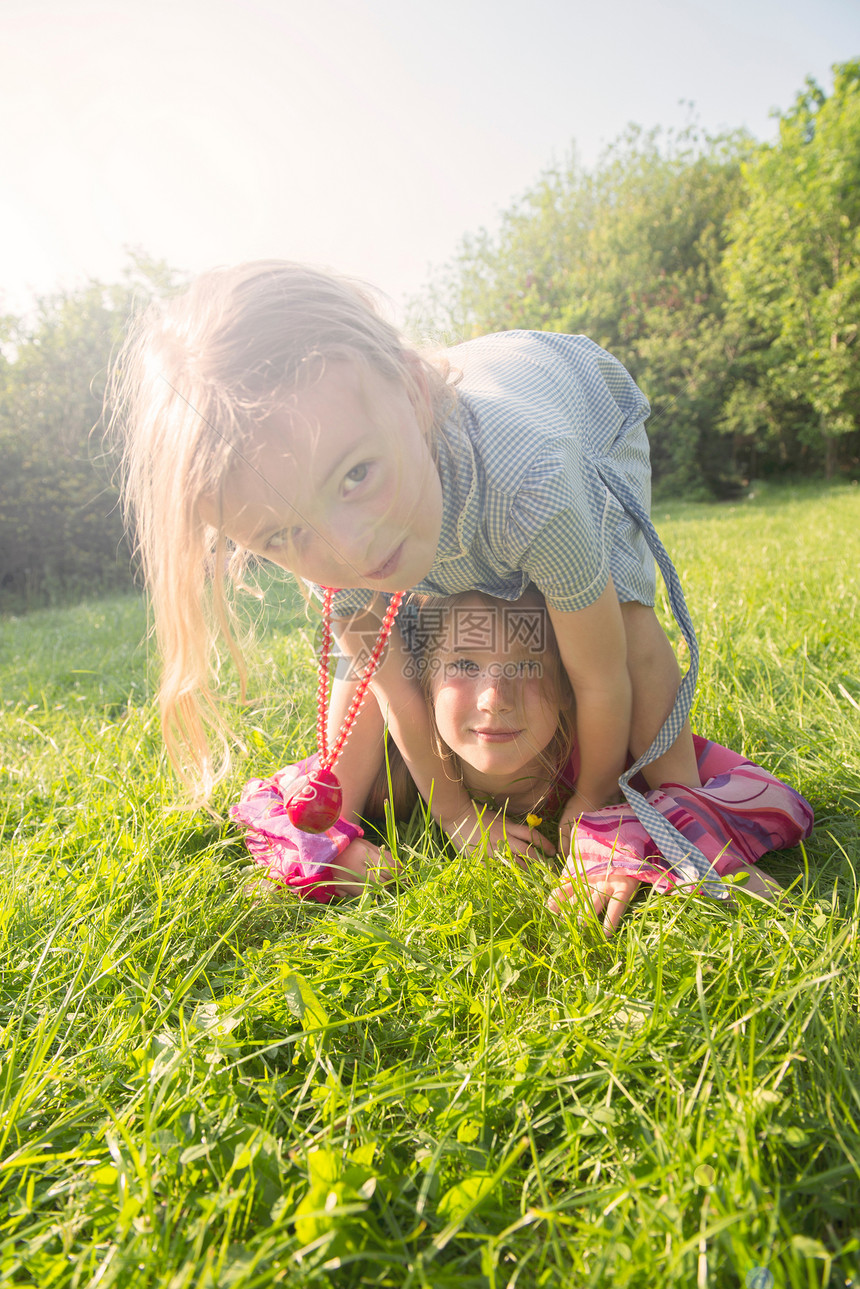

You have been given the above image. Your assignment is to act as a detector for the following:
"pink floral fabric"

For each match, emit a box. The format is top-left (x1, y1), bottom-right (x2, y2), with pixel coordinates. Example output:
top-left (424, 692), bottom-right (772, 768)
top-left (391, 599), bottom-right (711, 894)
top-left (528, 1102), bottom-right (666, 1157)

top-left (230, 757), bottom-right (363, 904)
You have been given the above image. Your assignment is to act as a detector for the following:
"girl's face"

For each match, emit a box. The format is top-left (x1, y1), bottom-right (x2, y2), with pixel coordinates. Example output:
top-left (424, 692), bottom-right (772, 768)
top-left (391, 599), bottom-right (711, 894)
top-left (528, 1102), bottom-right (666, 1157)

top-left (209, 361), bottom-right (443, 592)
top-left (429, 597), bottom-right (560, 797)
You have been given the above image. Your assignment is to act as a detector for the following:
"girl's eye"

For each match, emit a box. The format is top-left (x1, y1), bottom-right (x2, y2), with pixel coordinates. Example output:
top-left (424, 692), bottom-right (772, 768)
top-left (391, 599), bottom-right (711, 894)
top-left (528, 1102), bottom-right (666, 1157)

top-left (265, 528), bottom-right (289, 551)
top-left (266, 525), bottom-right (302, 552)
top-left (343, 462), bottom-right (370, 493)
top-left (452, 658), bottom-right (479, 676)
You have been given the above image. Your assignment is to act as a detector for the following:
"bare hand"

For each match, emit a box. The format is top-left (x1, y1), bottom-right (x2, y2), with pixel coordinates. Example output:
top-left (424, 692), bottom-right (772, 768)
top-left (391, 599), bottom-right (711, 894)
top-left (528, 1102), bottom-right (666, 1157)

top-left (548, 855), bottom-right (640, 937)
top-left (447, 805), bottom-right (556, 867)
top-left (329, 839), bottom-right (399, 898)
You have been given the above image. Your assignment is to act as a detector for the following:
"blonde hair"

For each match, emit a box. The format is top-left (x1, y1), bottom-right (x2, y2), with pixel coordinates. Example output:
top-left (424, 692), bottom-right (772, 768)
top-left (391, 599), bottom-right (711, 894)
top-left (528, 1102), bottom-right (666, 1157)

top-left (108, 260), bottom-right (452, 800)
top-left (366, 591), bottom-right (577, 821)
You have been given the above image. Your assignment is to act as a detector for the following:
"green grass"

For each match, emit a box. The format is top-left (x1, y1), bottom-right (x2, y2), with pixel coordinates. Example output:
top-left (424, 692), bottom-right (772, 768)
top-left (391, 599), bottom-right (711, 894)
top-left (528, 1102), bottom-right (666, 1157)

top-left (1, 482), bottom-right (859, 1288)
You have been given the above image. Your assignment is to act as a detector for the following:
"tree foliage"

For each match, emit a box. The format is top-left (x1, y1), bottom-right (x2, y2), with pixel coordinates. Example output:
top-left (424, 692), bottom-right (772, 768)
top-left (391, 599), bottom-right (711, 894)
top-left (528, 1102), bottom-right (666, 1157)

top-left (410, 63), bottom-right (860, 494)
top-left (410, 124), bottom-right (752, 495)
top-left (723, 61), bottom-right (860, 477)
top-left (0, 255), bottom-right (182, 608)
top-left (1, 66), bottom-right (858, 611)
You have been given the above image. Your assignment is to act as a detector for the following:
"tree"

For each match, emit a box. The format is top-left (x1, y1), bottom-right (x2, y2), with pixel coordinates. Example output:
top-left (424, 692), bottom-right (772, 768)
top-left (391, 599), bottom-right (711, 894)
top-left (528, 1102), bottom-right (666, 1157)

top-left (407, 146), bottom-right (599, 344)
top-left (723, 61), bottom-right (860, 477)
top-left (409, 125), bottom-right (753, 495)
top-left (557, 128), bottom-right (751, 495)
top-left (0, 253), bottom-right (183, 606)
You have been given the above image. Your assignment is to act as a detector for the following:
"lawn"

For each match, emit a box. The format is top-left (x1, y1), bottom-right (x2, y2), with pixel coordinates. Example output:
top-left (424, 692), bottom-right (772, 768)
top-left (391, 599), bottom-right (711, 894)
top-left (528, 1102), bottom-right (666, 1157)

top-left (1, 482), bottom-right (859, 1287)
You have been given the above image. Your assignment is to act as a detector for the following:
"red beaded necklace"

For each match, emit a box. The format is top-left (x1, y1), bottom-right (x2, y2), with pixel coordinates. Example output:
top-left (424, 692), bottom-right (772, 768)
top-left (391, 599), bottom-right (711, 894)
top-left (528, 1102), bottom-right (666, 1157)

top-left (284, 587), bottom-right (404, 832)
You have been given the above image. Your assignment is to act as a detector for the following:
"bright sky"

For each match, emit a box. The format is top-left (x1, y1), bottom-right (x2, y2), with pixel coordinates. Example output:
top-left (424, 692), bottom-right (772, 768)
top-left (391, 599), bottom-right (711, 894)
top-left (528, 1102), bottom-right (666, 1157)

top-left (2, 0), bottom-right (857, 324)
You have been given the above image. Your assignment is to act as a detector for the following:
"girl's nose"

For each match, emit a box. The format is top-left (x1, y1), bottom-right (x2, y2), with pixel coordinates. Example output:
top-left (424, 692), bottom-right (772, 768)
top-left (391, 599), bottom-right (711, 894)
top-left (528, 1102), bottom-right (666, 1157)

top-left (477, 673), bottom-right (513, 713)
top-left (319, 519), bottom-right (369, 575)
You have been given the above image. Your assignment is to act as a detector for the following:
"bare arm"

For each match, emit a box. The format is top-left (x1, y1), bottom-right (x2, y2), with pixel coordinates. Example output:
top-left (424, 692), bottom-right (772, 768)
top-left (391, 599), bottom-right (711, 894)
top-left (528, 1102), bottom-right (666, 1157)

top-left (324, 671), bottom-right (385, 823)
top-left (548, 580), bottom-right (631, 829)
top-left (332, 603), bottom-right (473, 827)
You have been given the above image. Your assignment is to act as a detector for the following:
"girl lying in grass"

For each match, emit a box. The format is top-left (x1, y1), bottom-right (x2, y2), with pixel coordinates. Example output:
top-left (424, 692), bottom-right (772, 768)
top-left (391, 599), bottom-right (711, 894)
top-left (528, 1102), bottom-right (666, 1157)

top-left (232, 591), bottom-right (814, 934)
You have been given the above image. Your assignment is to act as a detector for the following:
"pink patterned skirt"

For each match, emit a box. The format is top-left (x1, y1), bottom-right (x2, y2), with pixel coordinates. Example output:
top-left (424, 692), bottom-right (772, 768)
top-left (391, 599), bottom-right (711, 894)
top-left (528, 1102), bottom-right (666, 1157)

top-left (567, 735), bottom-right (813, 891)
top-left (230, 758), bottom-right (364, 904)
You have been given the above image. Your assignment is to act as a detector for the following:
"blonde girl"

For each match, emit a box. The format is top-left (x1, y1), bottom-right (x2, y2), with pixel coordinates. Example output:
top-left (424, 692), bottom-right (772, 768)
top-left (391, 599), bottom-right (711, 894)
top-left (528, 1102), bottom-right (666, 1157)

top-left (113, 260), bottom-right (723, 894)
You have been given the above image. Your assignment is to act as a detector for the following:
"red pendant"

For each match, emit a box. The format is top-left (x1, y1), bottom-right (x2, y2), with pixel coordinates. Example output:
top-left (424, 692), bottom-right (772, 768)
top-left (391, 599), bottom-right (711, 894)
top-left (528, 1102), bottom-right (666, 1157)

top-left (285, 587), bottom-right (402, 833)
top-left (284, 765), bottom-right (343, 834)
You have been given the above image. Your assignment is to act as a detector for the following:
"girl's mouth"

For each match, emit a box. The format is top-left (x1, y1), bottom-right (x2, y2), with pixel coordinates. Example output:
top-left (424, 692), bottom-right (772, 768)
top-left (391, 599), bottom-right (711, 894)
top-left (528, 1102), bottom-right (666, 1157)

top-left (365, 542), bottom-right (404, 581)
top-left (472, 728), bottom-right (522, 743)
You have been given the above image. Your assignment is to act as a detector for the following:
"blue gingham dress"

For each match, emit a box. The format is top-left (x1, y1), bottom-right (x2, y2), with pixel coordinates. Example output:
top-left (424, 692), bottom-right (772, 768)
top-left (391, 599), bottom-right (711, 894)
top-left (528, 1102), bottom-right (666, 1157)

top-left (328, 331), bottom-right (724, 895)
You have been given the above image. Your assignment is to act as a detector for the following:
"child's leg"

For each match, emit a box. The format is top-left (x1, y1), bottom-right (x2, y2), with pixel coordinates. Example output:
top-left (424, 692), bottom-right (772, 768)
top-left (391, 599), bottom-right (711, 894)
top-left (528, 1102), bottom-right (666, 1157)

top-left (727, 861), bottom-right (784, 901)
top-left (326, 674), bottom-right (385, 823)
top-left (620, 602), bottom-right (701, 789)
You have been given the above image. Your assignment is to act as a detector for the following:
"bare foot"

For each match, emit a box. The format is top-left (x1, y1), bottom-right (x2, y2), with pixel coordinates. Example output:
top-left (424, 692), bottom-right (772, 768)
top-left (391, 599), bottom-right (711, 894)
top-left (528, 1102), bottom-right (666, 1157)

top-left (728, 862), bottom-right (785, 903)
